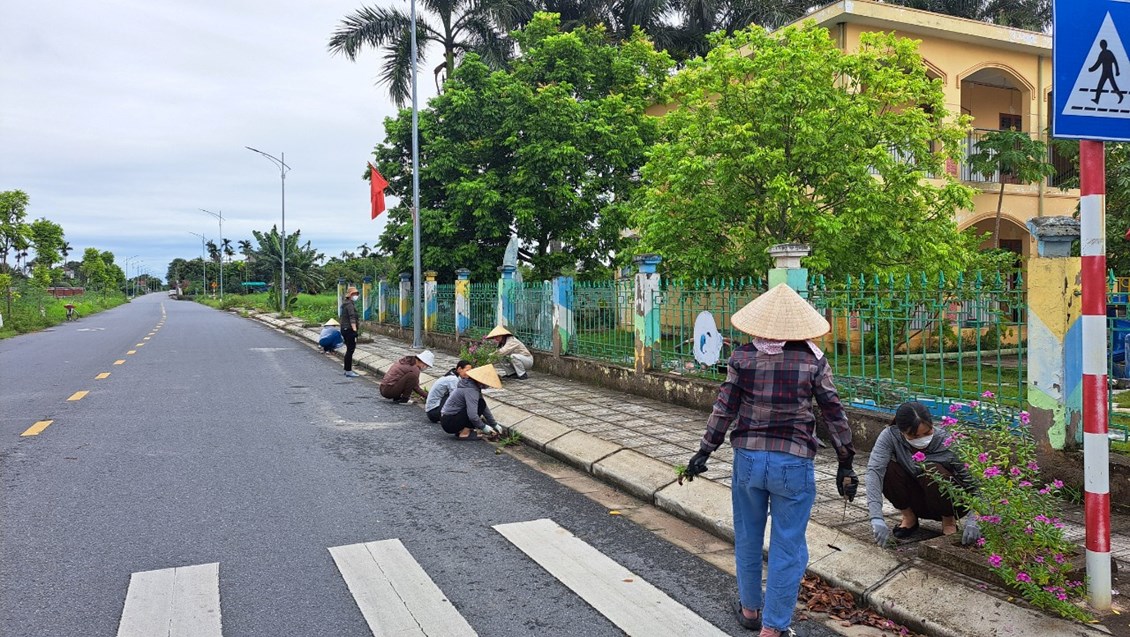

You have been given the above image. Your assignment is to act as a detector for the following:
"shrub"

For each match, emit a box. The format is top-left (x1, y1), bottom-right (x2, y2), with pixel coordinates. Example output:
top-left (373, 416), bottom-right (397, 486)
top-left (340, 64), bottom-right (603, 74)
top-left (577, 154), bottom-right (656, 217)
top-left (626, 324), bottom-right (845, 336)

top-left (460, 339), bottom-right (500, 367)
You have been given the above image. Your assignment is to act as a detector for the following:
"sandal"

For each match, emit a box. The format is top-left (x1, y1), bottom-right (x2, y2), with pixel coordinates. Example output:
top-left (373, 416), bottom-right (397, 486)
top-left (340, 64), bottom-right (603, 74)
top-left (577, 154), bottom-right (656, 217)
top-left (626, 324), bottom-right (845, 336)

top-left (892, 521), bottom-right (920, 539)
top-left (455, 431), bottom-right (480, 441)
top-left (731, 597), bottom-right (761, 631)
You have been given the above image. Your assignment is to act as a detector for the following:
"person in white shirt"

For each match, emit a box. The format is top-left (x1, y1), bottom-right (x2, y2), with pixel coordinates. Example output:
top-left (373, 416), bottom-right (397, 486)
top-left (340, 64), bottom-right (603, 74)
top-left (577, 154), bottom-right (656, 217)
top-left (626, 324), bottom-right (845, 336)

top-left (485, 325), bottom-right (533, 380)
top-left (424, 359), bottom-right (472, 422)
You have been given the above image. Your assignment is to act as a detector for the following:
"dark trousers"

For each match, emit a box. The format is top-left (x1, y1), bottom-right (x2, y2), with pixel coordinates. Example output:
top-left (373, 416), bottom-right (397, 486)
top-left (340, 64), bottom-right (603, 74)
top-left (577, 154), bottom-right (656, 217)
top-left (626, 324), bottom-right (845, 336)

top-left (426, 393), bottom-right (449, 423)
top-left (440, 396), bottom-right (489, 434)
top-left (342, 330), bottom-right (357, 371)
top-left (883, 460), bottom-right (965, 521)
top-left (380, 375), bottom-right (418, 401)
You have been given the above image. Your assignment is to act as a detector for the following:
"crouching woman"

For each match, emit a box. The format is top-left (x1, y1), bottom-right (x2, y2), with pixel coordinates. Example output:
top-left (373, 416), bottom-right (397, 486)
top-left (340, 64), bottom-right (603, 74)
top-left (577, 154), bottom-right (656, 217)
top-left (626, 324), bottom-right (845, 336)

top-left (866, 401), bottom-right (980, 546)
top-left (439, 364), bottom-right (503, 440)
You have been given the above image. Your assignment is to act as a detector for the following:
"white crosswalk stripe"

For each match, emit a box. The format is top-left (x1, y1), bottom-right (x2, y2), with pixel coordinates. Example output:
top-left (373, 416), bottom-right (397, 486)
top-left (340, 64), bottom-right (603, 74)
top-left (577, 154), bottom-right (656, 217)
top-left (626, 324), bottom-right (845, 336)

top-left (494, 518), bottom-right (730, 637)
top-left (329, 538), bottom-right (477, 637)
top-left (116, 562), bottom-right (222, 637)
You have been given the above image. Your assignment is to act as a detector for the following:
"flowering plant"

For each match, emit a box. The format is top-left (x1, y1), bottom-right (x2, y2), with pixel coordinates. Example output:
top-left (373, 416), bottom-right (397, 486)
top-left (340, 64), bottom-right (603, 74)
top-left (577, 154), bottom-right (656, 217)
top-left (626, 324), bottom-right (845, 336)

top-left (930, 392), bottom-right (1091, 621)
top-left (460, 339), bottom-right (501, 367)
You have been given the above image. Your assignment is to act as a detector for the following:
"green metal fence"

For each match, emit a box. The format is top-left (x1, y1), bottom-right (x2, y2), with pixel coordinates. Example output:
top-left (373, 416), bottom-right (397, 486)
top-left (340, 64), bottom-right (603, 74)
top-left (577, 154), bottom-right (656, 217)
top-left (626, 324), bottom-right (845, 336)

top-left (383, 286), bottom-right (400, 326)
top-left (650, 278), bottom-right (765, 376)
top-left (465, 283), bottom-right (498, 338)
top-left (508, 281), bottom-right (554, 352)
top-left (434, 284), bottom-right (456, 335)
top-left (571, 280), bottom-right (635, 366)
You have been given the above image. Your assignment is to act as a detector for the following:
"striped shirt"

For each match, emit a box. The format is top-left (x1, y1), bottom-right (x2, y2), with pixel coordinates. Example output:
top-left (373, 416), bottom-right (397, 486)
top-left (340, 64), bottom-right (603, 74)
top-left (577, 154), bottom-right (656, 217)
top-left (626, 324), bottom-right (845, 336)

top-left (699, 341), bottom-right (854, 462)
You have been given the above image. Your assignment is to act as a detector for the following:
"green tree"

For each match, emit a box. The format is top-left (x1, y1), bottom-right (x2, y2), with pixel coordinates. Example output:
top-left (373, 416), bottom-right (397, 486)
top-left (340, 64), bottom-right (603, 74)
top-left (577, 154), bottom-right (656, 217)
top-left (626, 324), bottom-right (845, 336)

top-left (80, 248), bottom-right (109, 291)
top-left (0, 190), bottom-right (31, 317)
top-left (968, 128), bottom-right (1056, 249)
top-left (28, 218), bottom-right (65, 272)
top-left (328, 0), bottom-right (518, 106)
top-left (250, 226), bottom-right (326, 298)
top-left (630, 23), bottom-right (989, 281)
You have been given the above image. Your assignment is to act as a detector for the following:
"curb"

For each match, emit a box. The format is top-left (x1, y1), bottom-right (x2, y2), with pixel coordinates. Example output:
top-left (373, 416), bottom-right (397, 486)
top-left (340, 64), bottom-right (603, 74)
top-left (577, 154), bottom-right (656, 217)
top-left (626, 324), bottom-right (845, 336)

top-left (250, 312), bottom-right (1106, 637)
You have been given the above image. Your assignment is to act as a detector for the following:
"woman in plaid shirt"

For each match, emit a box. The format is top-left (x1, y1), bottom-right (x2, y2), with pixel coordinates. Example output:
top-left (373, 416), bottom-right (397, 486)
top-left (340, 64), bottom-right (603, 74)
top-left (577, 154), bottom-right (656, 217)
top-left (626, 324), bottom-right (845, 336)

top-left (683, 284), bottom-right (858, 637)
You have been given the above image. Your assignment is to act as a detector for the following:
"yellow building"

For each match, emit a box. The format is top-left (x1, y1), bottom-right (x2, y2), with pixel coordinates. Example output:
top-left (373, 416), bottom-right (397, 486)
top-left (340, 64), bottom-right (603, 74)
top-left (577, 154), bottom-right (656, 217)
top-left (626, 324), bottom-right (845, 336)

top-left (788, 0), bottom-right (1078, 259)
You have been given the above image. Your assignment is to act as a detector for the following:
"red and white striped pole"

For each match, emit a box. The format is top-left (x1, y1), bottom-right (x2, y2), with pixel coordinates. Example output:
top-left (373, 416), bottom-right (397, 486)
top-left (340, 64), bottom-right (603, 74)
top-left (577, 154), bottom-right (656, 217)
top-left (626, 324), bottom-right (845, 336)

top-left (1080, 140), bottom-right (1111, 610)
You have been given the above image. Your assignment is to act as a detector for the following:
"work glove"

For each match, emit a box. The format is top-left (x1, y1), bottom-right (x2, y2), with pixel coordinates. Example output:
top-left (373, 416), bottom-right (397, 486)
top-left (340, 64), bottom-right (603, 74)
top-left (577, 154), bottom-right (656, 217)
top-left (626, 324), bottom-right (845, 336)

top-left (684, 450), bottom-right (711, 482)
top-left (871, 518), bottom-right (891, 547)
top-left (962, 518), bottom-right (982, 545)
top-left (836, 461), bottom-right (858, 502)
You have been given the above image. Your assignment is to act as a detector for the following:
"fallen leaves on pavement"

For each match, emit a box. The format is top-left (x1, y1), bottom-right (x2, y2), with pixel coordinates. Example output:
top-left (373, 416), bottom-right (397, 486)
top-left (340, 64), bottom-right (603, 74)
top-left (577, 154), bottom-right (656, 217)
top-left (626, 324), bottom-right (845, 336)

top-left (798, 574), bottom-right (917, 635)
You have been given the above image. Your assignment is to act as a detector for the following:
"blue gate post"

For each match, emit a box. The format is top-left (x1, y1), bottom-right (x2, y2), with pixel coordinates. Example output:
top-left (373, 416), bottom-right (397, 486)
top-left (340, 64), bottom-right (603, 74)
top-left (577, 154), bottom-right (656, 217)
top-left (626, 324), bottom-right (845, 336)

top-left (336, 277), bottom-right (346, 317)
top-left (455, 268), bottom-right (471, 336)
top-left (399, 272), bottom-right (412, 329)
top-left (633, 255), bottom-right (662, 373)
top-left (424, 271), bottom-right (438, 333)
top-left (497, 264), bottom-right (517, 328)
top-left (1025, 217), bottom-right (1083, 450)
top-left (362, 276), bottom-right (373, 321)
top-left (378, 277), bottom-right (388, 324)
top-left (552, 275), bottom-right (574, 356)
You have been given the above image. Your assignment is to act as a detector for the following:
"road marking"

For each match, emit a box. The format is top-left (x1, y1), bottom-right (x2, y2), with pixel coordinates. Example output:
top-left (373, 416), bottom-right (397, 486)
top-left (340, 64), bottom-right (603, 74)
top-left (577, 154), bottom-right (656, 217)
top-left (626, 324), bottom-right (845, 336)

top-left (21, 420), bottom-right (53, 436)
top-left (493, 519), bottom-right (728, 637)
top-left (329, 539), bottom-right (476, 637)
top-left (116, 562), bottom-right (221, 637)
top-left (96, 373), bottom-right (110, 380)
top-left (143, 337), bottom-right (150, 340)
top-left (127, 350), bottom-right (136, 355)
top-left (67, 391), bottom-right (89, 401)
top-left (114, 360), bottom-right (126, 365)
top-left (136, 343), bottom-right (145, 347)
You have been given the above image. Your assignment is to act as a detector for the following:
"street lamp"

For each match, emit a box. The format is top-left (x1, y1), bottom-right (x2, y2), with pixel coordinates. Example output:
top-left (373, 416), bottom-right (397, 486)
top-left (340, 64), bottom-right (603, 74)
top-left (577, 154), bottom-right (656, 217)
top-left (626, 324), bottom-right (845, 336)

top-left (409, 0), bottom-right (422, 348)
top-left (188, 232), bottom-right (208, 295)
top-left (121, 255), bottom-right (139, 298)
top-left (245, 147), bottom-right (289, 312)
top-left (200, 209), bottom-right (224, 301)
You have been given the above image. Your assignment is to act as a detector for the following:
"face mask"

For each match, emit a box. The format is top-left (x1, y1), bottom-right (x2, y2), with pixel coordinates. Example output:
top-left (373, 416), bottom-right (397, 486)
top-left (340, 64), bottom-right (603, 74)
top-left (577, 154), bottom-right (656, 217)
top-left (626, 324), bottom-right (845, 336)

top-left (907, 434), bottom-right (933, 449)
top-left (351, 295), bottom-right (359, 301)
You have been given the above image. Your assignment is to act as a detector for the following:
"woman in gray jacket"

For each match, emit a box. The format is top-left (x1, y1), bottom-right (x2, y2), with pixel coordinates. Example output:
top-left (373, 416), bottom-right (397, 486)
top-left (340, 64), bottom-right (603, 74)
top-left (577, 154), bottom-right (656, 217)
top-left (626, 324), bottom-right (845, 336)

top-left (439, 364), bottom-right (502, 440)
top-left (866, 401), bottom-right (980, 546)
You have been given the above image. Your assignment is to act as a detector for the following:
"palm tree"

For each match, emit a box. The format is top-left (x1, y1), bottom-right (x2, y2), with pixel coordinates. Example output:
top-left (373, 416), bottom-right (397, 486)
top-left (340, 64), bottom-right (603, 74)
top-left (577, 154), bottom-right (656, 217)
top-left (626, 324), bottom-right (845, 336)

top-left (61, 241), bottom-right (72, 262)
top-left (206, 240), bottom-right (221, 264)
top-left (328, 0), bottom-right (519, 105)
top-left (238, 239), bottom-right (254, 263)
top-left (251, 226), bottom-right (326, 296)
top-left (222, 238), bottom-right (235, 262)
top-left (358, 243), bottom-right (371, 258)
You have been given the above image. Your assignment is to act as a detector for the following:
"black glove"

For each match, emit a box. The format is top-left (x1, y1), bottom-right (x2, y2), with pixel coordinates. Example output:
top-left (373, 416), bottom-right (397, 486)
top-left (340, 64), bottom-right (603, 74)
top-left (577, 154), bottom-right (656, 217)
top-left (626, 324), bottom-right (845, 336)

top-left (836, 461), bottom-right (858, 502)
top-left (684, 450), bottom-right (711, 482)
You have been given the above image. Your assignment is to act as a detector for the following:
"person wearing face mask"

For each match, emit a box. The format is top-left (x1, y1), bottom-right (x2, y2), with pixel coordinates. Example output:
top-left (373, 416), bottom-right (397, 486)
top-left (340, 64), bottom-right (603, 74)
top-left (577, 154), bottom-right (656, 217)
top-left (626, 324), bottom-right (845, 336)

top-left (340, 286), bottom-right (361, 378)
top-left (865, 401), bottom-right (980, 546)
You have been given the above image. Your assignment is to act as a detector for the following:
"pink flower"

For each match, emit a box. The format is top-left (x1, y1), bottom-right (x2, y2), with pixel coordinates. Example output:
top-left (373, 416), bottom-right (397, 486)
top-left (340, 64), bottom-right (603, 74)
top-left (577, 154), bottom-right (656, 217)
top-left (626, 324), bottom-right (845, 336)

top-left (1028, 461), bottom-right (1040, 471)
top-left (977, 452), bottom-right (989, 463)
top-left (1052, 479), bottom-right (1064, 489)
top-left (1068, 580), bottom-right (1084, 588)
top-left (912, 451), bottom-right (926, 462)
top-left (988, 554), bottom-right (1003, 568)
top-left (983, 466), bottom-right (1002, 478)
top-left (1019, 411), bottom-right (1030, 425)
top-left (941, 416), bottom-right (958, 426)
top-left (1054, 553), bottom-right (1066, 564)
top-left (982, 390), bottom-right (995, 399)
top-left (1039, 488), bottom-right (1049, 495)
top-left (1035, 555), bottom-right (1045, 563)
top-left (977, 537), bottom-right (986, 547)
top-left (1016, 572), bottom-right (1032, 583)
top-left (943, 436), bottom-right (954, 448)
top-left (949, 403), bottom-right (963, 414)
top-left (970, 400), bottom-right (980, 408)
top-left (1024, 526), bottom-right (1035, 535)
top-left (1009, 467), bottom-right (1022, 477)
top-left (999, 499), bottom-right (1009, 505)
top-left (1019, 480), bottom-right (1033, 487)
top-left (1034, 514), bottom-right (1051, 524)
top-left (1056, 592), bottom-right (1068, 601)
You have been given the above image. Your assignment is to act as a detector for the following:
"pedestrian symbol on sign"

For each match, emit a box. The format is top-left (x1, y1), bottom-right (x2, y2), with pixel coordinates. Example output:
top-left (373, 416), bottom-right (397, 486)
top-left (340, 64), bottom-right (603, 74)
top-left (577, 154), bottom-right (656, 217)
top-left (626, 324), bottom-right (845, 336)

top-left (1063, 13), bottom-right (1130, 117)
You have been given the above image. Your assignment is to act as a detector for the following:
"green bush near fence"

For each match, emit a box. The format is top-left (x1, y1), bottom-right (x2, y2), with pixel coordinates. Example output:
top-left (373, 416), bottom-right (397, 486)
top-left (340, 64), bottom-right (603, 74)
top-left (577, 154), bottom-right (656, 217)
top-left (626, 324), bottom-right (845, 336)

top-left (0, 290), bottom-right (128, 339)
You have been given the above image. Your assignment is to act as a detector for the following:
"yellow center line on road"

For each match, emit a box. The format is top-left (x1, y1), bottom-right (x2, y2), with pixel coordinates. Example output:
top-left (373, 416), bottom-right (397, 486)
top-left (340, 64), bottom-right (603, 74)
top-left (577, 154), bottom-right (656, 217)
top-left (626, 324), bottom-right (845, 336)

top-left (95, 373), bottom-right (110, 380)
top-left (67, 391), bottom-right (89, 401)
top-left (21, 420), bottom-right (54, 437)
top-left (114, 359), bottom-right (126, 365)
top-left (127, 350), bottom-right (137, 355)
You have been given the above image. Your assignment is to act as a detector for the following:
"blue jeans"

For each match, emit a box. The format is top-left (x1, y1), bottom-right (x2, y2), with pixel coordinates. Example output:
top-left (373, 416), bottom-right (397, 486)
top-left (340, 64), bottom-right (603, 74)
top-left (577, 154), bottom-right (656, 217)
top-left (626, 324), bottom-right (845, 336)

top-left (732, 448), bottom-right (816, 633)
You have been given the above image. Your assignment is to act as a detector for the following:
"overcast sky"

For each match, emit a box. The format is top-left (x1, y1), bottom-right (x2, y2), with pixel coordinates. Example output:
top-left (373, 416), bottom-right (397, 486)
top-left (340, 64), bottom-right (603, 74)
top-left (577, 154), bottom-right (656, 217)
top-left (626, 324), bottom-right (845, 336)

top-left (2, 0), bottom-right (438, 282)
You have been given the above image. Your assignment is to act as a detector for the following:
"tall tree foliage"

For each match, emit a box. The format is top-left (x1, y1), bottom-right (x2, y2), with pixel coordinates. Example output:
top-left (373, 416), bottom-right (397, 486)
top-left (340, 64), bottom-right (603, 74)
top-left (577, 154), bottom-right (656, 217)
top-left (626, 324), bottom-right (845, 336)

top-left (630, 24), bottom-right (995, 281)
top-left (967, 129), bottom-right (1056, 249)
top-left (887, 0), bottom-right (1049, 31)
top-left (249, 226), bottom-right (326, 295)
top-left (374, 14), bottom-right (672, 281)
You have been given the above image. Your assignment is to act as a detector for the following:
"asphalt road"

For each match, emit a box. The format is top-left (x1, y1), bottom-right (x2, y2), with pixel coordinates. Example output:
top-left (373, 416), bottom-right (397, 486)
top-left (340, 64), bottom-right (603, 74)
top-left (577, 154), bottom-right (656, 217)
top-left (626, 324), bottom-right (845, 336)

top-left (0, 294), bottom-right (844, 637)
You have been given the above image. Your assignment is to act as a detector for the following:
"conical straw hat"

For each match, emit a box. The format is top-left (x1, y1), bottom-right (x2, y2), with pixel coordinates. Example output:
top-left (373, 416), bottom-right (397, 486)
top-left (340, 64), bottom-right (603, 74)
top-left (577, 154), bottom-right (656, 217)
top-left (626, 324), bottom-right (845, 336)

top-left (486, 325), bottom-right (512, 338)
top-left (467, 364), bottom-right (502, 389)
top-left (731, 283), bottom-right (829, 341)
top-left (325, 318), bottom-right (340, 326)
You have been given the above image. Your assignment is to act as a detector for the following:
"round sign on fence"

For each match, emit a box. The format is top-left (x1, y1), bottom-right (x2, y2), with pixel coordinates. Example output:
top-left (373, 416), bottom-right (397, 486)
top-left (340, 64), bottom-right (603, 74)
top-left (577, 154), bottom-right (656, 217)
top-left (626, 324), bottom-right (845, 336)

top-left (693, 311), bottom-right (723, 366)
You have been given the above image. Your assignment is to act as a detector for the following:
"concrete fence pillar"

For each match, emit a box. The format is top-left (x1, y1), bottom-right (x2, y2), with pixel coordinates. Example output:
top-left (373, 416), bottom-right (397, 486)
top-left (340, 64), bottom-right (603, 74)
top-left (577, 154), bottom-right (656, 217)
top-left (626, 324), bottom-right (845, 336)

top-left (455, 268), bottom-right (471, 336)
top-left (337, 277), bottom-right (346, 318)
top-left (362, 276), bottom-right (373, 321)
top-left (633, 255), bottom-right (662, 373)
top-left (399, 272), bottom-right (412, 329)
top-left (378, 277), bottom-right (388, 324)
top-left (767, 243), bottom-right (811, 296)
top-left (498, 264), bottom-right (517, 328)
top-left (1026, 216), bottom-right (1083, 451)
top-left (552, 275), bottom-right (574, 356)
top-left (424, 271), bottom-right (438, 333)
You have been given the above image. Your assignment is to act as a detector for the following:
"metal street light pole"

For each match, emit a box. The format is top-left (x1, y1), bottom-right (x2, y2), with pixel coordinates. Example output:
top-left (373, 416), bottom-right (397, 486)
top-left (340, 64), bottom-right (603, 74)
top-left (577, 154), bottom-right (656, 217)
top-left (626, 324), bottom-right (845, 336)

top-left (245, 147), bottom-right (289, 313)
top-left (188, 232), bottom-right (207, 295)
top-left (200, 209), bottom-right (224, 301)
top-left (410, 0), bottom-right (422, 348)
top-left (122, 255), bottom-right (139, 298)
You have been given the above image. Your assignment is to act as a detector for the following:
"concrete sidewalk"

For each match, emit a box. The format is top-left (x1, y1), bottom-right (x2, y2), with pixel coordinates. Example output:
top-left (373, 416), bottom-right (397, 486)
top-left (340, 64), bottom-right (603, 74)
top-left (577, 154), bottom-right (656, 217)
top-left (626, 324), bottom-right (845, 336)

top-left (253, 312), bottom-right (1112, 637)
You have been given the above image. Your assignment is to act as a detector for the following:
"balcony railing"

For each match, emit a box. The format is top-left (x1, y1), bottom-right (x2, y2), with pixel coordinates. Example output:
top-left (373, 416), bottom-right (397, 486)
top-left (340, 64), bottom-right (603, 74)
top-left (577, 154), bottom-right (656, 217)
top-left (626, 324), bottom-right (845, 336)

top-left (960, 128), bottom-right (1078, 188)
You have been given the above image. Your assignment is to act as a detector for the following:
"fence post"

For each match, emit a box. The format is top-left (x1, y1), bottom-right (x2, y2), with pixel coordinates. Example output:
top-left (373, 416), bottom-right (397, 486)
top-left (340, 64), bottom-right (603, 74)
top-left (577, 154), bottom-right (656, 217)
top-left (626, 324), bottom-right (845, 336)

top-left (455, 268), bottom-right (471, 336)
top-left (497, 264), bottom-right (517, 328)
top-left (633, 255), bottom-right (662, 373)
top-left (424, 271), bottom-right (438, 333)
top-left (362, 276), bottom-right (373, 321)
top-left (552, 275), bottom-right (574, 356)
top-left (337, 277), bottom-right (345, 318)
top-left (378, 277), bottom-right (388, 324)
top-left (767, 243), bottom-right (810, 295)
top-left (399, 272), bottom-right (412, 329)
top-left (1025, 217), bottom-right (1083, 452)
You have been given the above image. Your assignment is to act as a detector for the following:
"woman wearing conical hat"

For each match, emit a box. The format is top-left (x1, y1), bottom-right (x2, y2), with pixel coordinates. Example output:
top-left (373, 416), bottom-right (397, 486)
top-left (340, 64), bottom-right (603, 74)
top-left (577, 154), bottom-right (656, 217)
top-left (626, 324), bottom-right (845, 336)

top-left (485, 325), bottom-right (533, 380)
top-left (439, 364), bottom-right (503, 440)
top-left (681, 284), bottom-right (857, 637)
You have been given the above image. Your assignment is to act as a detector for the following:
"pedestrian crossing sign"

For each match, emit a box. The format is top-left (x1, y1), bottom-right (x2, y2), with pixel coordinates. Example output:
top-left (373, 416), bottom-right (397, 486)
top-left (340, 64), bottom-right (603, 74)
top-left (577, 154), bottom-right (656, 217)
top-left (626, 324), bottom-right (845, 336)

top-left (1054, 1), bottom-right (1130, 141)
